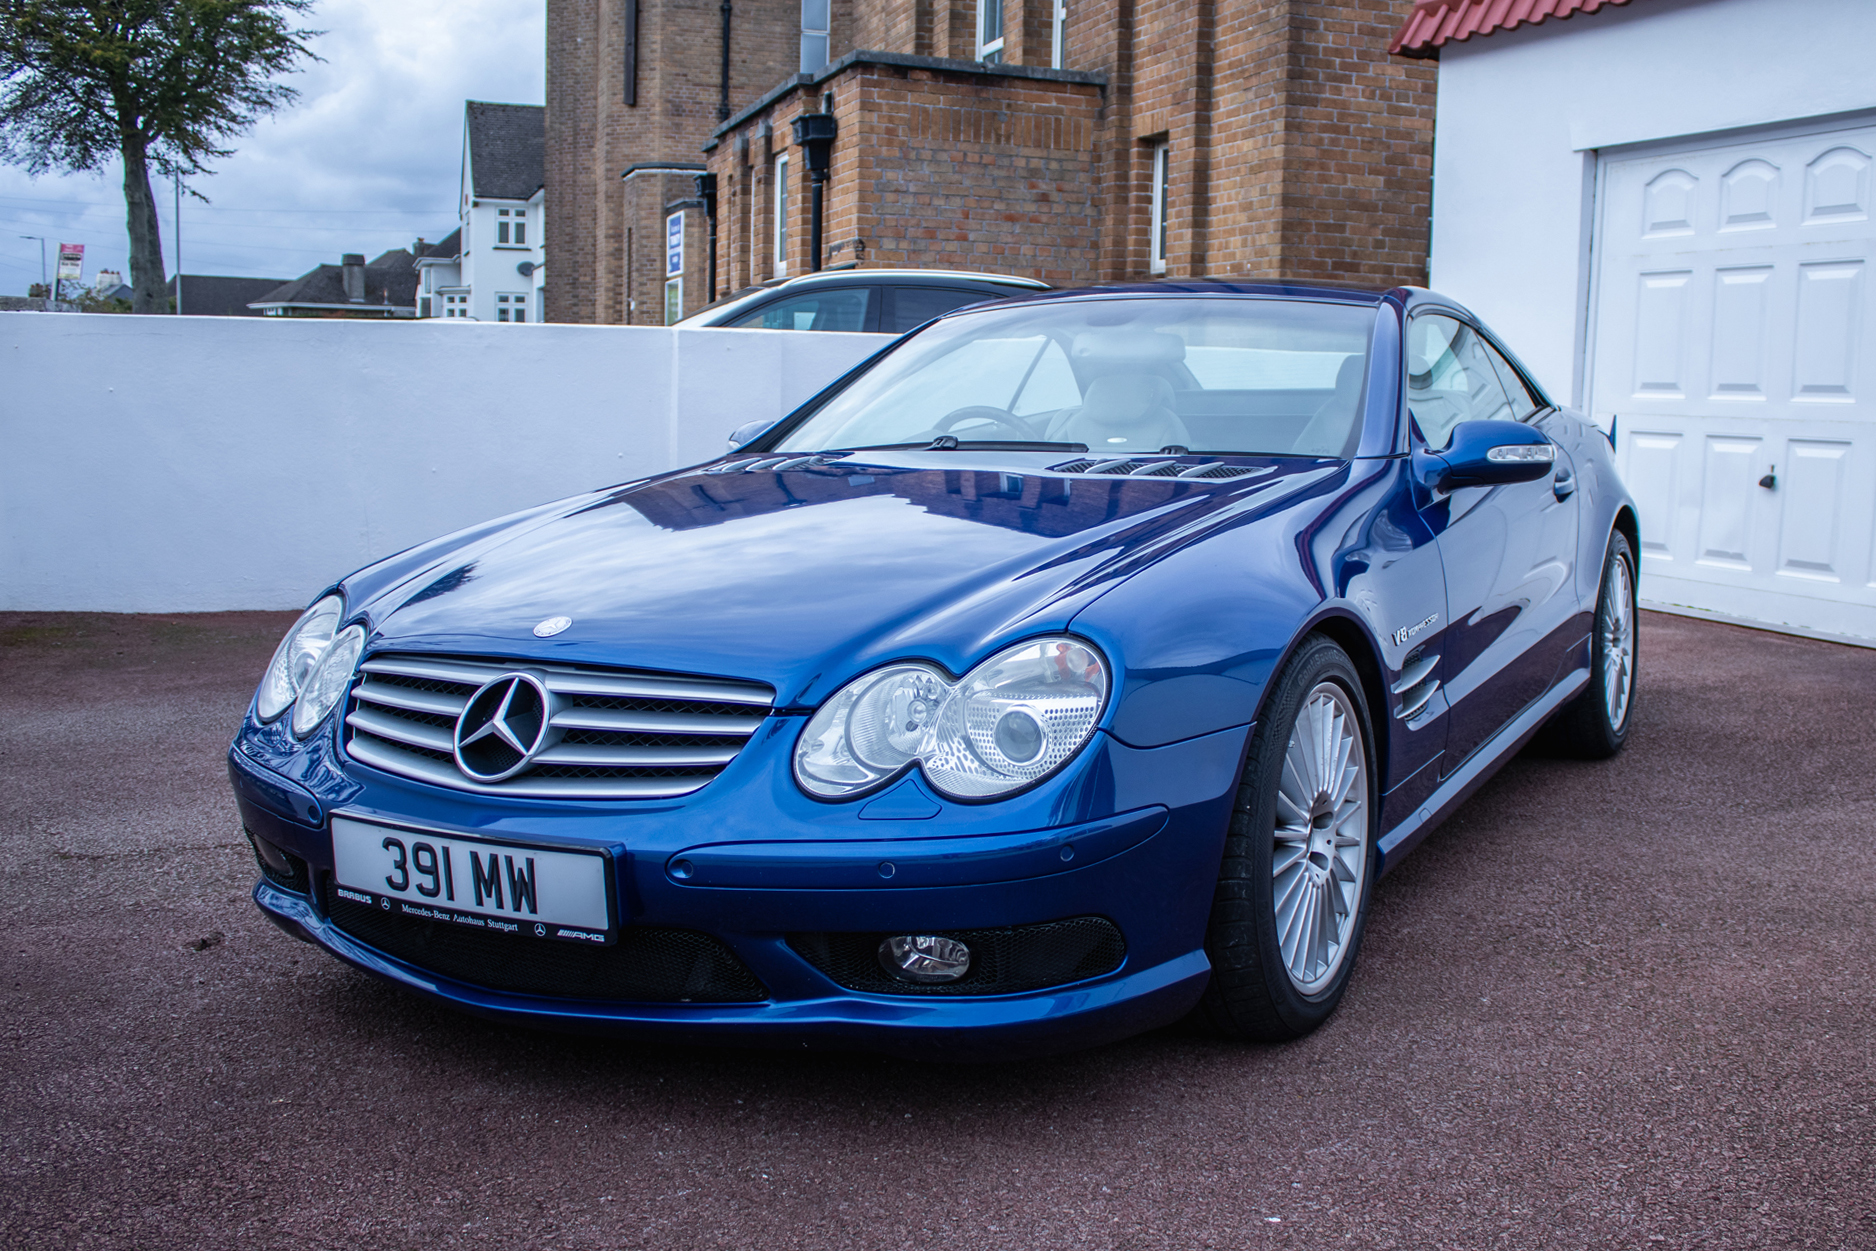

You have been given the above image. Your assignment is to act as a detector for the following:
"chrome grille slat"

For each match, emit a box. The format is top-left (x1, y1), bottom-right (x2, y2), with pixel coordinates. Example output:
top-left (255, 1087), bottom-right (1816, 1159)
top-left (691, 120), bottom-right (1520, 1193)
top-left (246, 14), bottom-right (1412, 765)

top-left (551, 707), bottom-right (767, 735)
top-left (533, 741), bottom-right (743, 767)
top-left (344, 652), bottom-right (775, 800)
top-left (347, 706), bottom-right (456, 753)
top-left (345, 736), bottom-right (716, 799)
top-left (352, 682), bottom-right (470, 717)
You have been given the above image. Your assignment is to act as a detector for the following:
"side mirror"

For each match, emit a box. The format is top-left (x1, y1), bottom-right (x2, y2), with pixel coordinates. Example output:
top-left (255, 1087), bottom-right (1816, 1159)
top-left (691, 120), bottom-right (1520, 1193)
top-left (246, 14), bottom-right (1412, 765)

top-left (726, 418), bottom-right (778, 452)
top-left (1416, 419), bottom-right (1555, 491)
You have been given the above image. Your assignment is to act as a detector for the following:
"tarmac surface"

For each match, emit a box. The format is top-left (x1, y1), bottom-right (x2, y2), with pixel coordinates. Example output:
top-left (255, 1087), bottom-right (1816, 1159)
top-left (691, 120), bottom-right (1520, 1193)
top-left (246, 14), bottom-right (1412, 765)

top-left (1, 609), bottom-right (1872, 1250)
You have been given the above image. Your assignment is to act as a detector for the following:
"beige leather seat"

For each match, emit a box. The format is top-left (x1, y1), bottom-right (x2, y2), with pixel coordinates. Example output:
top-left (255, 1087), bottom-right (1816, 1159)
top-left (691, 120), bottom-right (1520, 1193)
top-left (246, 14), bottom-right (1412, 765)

top-left (1046, 373), bottom-right (1192, 453)
top-left (1292, 353), bottom-right (1367, 457)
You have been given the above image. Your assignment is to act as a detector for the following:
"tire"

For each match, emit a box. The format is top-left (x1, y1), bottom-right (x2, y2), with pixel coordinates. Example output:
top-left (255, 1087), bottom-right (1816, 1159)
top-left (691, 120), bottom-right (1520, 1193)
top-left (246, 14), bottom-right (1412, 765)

top-left (1542, 529), bottom-right (1638, 760)
top-left (1197, 635), bottom-right (1379, 1042)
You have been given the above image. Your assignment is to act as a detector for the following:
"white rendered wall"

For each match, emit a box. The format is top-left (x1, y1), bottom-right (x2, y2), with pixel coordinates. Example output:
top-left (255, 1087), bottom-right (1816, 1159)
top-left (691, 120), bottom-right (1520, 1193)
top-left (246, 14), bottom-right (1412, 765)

top-left (0, 314), bottom-right (888, 611)
top-left (1428, 0), bottom-right (1876, 406)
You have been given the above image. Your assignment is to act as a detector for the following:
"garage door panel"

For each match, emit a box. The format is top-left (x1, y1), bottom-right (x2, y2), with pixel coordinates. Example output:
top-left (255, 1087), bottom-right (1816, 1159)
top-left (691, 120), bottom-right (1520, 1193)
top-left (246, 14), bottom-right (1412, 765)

top-left (1597, 117), bottom-right (1876, 642)
top-left (1793, 260), bottom-right (1862, 401)
top-left (1720, 158), bottom-right (1780, 230)
top-left (1777, 439), bottom-right (1850, 580)
top-left (1696, 436), bottom-right (1763, 568)
top-left (1711, 266), bottom-right (1773, 396)
top-left (1805, 146), bottom-right (1870, 223)
top-left (1625, 431), bottom-right (1683, 559)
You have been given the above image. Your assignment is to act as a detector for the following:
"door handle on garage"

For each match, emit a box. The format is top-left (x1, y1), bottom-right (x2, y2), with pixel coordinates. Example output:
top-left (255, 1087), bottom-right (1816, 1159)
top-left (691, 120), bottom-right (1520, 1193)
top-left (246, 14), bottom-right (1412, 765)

top-left (1552, 467), bottom-right (1576, 500)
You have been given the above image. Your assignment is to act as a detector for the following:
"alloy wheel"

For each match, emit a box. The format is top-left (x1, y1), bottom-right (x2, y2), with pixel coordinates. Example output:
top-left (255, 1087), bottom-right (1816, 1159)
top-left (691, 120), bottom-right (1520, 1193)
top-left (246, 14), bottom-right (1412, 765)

top-left (1272, 682), bottom-right (1369, 996)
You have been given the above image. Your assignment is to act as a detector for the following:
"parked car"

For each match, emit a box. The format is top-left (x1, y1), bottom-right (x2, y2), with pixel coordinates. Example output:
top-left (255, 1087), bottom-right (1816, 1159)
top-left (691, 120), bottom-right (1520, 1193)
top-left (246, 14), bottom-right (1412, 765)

top-left (229, 281), bottom-right (1638, 1059)
top-left (674, 267), bottom-right (1049, 334)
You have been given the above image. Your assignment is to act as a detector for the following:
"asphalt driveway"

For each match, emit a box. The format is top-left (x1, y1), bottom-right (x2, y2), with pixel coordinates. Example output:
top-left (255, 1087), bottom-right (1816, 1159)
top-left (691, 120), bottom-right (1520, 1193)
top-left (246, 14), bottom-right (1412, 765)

top-left (1, 609), bottom-right (1871, 1250)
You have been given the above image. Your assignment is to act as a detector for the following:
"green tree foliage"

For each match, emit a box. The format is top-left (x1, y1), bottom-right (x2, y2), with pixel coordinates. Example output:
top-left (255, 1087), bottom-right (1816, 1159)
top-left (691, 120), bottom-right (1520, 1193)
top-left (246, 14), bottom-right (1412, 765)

top-left (0, 1), bottom-right (317, 313)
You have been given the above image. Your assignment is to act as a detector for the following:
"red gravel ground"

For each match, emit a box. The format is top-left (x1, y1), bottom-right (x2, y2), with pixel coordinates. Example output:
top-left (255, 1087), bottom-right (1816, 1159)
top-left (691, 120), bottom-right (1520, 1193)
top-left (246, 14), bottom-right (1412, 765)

top-left (1, 609), bottom-right (1872, 1250)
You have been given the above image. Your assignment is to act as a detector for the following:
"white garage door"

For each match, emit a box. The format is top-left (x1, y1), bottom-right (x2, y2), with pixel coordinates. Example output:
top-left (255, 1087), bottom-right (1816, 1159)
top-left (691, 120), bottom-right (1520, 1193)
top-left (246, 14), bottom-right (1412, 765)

top-left (1589, 116), bottom-right (1876, 644)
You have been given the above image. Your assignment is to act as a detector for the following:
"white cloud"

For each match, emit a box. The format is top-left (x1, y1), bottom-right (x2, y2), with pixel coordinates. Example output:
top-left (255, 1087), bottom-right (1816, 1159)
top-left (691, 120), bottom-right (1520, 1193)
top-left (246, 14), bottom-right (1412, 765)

top-left (0, 0), bottom-right (544, 291)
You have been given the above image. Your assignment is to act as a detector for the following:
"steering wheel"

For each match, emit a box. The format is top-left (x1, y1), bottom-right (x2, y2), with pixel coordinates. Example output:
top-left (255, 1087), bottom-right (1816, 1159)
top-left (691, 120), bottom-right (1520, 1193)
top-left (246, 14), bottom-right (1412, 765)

top-left (931, 406), bottom-right (1038, 440)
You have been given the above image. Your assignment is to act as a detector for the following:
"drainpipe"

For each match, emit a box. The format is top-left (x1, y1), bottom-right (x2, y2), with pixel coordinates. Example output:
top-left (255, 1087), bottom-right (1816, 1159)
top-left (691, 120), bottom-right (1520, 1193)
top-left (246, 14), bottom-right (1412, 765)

top-left (718, 0), bottom-right (733, 121)
top-left (696, 172), bottom-right (720, 302)
top-left (791, 100), bottom-right (837, 273)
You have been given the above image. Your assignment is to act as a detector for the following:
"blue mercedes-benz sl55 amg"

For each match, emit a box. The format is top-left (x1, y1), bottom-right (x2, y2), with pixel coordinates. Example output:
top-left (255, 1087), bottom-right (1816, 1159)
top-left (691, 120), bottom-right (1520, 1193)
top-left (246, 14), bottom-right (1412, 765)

top-left (228, 282), bottom-right (1638, 1058)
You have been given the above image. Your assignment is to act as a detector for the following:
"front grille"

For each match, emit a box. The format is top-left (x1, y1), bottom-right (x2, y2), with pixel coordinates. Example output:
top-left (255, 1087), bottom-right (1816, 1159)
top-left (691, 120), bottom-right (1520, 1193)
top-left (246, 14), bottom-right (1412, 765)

top-left (789, 916), bottom-right (1126, 997)
top-left (343, 654), bottom-right (774, 799)
top-left (325, 882), bottom-right (768, 1003)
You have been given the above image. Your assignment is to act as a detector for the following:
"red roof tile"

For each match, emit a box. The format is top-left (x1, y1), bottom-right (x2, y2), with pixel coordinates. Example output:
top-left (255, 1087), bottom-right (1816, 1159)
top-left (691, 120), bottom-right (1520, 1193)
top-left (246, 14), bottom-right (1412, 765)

top-left (1390, 0), bottom-right (1634, 58)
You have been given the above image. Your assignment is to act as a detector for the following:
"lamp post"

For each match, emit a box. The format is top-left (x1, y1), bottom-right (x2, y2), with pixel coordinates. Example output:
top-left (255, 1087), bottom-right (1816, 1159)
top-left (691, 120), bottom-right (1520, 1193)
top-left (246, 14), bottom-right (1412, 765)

top-left (19, 234), bottom-right (48, 308)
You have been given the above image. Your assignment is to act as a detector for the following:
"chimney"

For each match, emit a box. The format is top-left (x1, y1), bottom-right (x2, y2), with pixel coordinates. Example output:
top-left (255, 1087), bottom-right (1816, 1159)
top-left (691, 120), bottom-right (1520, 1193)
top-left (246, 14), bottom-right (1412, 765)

top-left (341, 253), bottom-right (366, 303)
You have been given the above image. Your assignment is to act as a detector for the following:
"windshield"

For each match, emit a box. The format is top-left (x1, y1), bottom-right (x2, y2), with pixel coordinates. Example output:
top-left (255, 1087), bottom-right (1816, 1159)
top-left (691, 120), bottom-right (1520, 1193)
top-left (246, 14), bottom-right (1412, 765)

top-left (773, 296), bottom-right (1378, 457)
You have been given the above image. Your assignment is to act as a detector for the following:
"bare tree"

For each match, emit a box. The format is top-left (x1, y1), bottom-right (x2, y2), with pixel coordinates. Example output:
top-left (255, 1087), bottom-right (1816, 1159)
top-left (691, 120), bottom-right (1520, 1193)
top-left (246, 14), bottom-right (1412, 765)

top-left (0, 1), bottom-right (317, 313)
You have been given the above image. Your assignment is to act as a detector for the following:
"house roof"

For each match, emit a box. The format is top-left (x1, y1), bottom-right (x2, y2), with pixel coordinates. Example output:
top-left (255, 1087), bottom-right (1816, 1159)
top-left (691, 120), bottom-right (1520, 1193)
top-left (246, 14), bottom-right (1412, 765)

top-left (413, 228), bottom-right (462, 264)
top-left (466, 101), bottom-right (545, 201)
top-left (165, 274), bottom-right (291, 317)
top-left (249, 249), bottom-right (419, 311)
top-left (1390, 0), bottom-right (1634, 58)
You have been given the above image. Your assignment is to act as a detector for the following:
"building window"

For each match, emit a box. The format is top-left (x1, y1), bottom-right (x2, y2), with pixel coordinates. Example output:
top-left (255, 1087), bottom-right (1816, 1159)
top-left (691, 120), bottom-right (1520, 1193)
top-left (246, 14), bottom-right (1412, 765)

top-left (498, 209), bottom-right (510, 245)
top-left (1149, 141), bottom-right (1171, 275)
top-left (664, 277), bottom-right (683, 325)
top-left (497, 293), bottom-right (527, 323)
top-left (977, 0), bottom-right (1004, 62)
top-left (800, 0), bottom-right (829, 73)
top-left (1051, 0), bottom-right (1067, 68)
top-left (773, 154), bottom-right (790, 277)
top-left (496, 208), bottom-right (528, 247)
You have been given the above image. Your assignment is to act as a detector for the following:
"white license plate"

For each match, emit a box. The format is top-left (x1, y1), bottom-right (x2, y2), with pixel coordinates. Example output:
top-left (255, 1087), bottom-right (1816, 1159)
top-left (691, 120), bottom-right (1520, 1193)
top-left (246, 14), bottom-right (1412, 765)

top-left (330, 816), bottom-right (613, 944)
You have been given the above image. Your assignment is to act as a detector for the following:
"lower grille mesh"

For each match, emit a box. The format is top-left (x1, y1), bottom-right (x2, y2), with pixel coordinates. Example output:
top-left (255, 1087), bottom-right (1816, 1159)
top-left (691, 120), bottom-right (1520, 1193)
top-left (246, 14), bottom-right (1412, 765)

top-left (789, 916), bottom-right (1125, 997)
top-left (325, 883), bottom-right (768, 1003)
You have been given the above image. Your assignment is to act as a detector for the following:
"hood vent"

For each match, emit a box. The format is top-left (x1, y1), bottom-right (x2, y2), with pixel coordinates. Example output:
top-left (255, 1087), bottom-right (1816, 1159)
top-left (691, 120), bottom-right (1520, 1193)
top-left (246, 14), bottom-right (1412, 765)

top-left (1049, 458), bottom-right (1275, 481)
top-left (704, 453), bottom-right (848, 475)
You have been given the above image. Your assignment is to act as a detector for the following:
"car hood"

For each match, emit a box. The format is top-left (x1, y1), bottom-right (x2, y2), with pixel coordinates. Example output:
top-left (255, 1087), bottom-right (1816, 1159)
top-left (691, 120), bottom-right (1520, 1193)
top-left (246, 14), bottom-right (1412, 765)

top-left (358, 454), bottom-right (1345, 704)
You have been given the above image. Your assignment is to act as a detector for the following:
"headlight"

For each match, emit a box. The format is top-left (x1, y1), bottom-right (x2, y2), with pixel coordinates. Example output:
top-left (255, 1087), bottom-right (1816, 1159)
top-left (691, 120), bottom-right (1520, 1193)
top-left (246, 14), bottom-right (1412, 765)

top-left (256, 595), bottom-right (343, 721)
top-left (289, 624), bottom-right (365, 738)
top-left (794, 638), bottom-right (1108, 801)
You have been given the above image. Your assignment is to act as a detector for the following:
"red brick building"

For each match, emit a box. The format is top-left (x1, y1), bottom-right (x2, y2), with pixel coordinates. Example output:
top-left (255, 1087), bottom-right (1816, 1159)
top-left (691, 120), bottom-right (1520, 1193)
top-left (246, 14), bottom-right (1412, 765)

top-left (547, 0), bottom-right (1433, 324)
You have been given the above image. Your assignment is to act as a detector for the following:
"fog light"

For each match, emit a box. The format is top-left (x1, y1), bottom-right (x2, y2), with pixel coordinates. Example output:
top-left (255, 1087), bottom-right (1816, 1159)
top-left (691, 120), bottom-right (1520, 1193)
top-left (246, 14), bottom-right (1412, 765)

top-left (878, 934), bottom-right (972, 984)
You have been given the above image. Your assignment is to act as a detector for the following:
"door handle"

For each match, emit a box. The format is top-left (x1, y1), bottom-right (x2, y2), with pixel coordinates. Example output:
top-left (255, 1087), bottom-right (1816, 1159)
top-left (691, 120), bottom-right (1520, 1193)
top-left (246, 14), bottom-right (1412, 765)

top-left (1552, 467), bottom-right (1576, 500)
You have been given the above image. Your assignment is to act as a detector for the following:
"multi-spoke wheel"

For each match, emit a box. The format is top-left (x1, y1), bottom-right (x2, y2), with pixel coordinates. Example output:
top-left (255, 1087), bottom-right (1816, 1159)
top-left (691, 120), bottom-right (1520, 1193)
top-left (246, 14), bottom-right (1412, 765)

top-left (1199, 636), bottom-right (1377, 1042)
top-left (1544, 528), bottom-right (1638, 759)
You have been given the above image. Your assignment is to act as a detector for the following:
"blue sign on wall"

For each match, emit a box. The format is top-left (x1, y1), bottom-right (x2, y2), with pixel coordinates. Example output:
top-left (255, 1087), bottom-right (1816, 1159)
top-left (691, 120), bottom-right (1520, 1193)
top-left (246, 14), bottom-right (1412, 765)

top-left (666, 212), bottom-right (684, 278)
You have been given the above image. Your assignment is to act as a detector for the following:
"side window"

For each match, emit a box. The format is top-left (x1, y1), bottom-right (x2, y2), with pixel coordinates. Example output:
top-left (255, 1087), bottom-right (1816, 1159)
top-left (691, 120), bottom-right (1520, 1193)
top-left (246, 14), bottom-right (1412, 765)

top-left (1405, 314), bottom-right (1515, 449)
top-left (730, 287), bottom-right (874, 332)
top-left (1481, 341), bottom-right (1542, 422)
top-left (887, 287), bottom-right (996, 334)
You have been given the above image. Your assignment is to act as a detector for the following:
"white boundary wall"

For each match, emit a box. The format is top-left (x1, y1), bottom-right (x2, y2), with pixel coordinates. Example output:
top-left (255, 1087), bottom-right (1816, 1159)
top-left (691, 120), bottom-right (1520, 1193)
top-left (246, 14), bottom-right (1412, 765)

top-left (1428, 0), bottom-right (1876, 406)
top-left (1, 313), bottom-right (890, 611)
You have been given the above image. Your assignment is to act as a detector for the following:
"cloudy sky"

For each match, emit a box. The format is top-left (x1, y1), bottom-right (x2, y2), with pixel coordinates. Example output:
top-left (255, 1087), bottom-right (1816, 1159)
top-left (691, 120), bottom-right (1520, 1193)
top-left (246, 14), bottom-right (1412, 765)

top-left (0, 0), bottom-right (545, 294)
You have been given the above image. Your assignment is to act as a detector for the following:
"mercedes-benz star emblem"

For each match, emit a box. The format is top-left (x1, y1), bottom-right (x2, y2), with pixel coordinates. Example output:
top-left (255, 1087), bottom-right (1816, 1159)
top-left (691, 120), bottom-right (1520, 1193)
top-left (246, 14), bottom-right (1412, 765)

top-left (533, 615), bottom-right (573, 638)
top-left (454, 672), bottom-right (554, 782)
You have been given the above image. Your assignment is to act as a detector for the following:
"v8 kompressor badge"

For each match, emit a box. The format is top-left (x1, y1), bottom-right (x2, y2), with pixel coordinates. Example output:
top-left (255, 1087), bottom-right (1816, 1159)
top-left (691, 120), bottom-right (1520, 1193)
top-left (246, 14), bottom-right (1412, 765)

top-left (1393, 614), bottom-right (1439, 647)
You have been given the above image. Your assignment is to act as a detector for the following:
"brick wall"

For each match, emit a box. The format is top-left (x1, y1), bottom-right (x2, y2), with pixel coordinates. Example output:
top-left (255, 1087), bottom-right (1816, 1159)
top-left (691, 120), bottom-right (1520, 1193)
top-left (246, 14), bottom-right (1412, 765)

top-left (562, 0), bottom-right (1433, 315)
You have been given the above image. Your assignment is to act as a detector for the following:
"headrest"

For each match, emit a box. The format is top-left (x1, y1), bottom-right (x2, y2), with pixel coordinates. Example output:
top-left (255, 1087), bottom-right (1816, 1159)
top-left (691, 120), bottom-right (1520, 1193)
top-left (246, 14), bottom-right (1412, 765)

top-left (1079, 373), bottom-right (1175, 425)
top-left (1070, 330), bottom-right (1187, 368)
top-left (1334, 353), bottom-right (1365, 393)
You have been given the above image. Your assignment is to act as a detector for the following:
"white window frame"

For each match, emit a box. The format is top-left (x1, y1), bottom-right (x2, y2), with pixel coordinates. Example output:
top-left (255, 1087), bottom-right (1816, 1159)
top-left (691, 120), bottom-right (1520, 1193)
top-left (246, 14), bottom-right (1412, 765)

top-left (773, 154), bottom-right (790, 277)
top-left (799, 0), bottom-right (829, 72)
top-left (1149, 141), bottom-right (1171, 275)
top-left (1051, 0), bottom-right (1067, 69)
top-left (664, 276), bottom-right (683, 325)
top-left (977, 0), bottom-right (1004, 62)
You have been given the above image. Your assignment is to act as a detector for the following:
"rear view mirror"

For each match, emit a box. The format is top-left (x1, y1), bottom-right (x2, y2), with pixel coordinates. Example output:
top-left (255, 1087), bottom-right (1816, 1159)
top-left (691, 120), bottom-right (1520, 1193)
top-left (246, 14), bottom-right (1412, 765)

top-left (727, 418), bottom-right (778, 452)
top-left (1416, 419), bottom-right (1555, 491)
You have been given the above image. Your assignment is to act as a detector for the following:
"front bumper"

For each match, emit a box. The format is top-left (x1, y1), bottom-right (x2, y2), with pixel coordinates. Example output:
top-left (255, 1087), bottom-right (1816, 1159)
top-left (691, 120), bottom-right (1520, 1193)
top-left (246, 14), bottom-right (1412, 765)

top-left (231, 718), bottom-right (1249, 1060)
